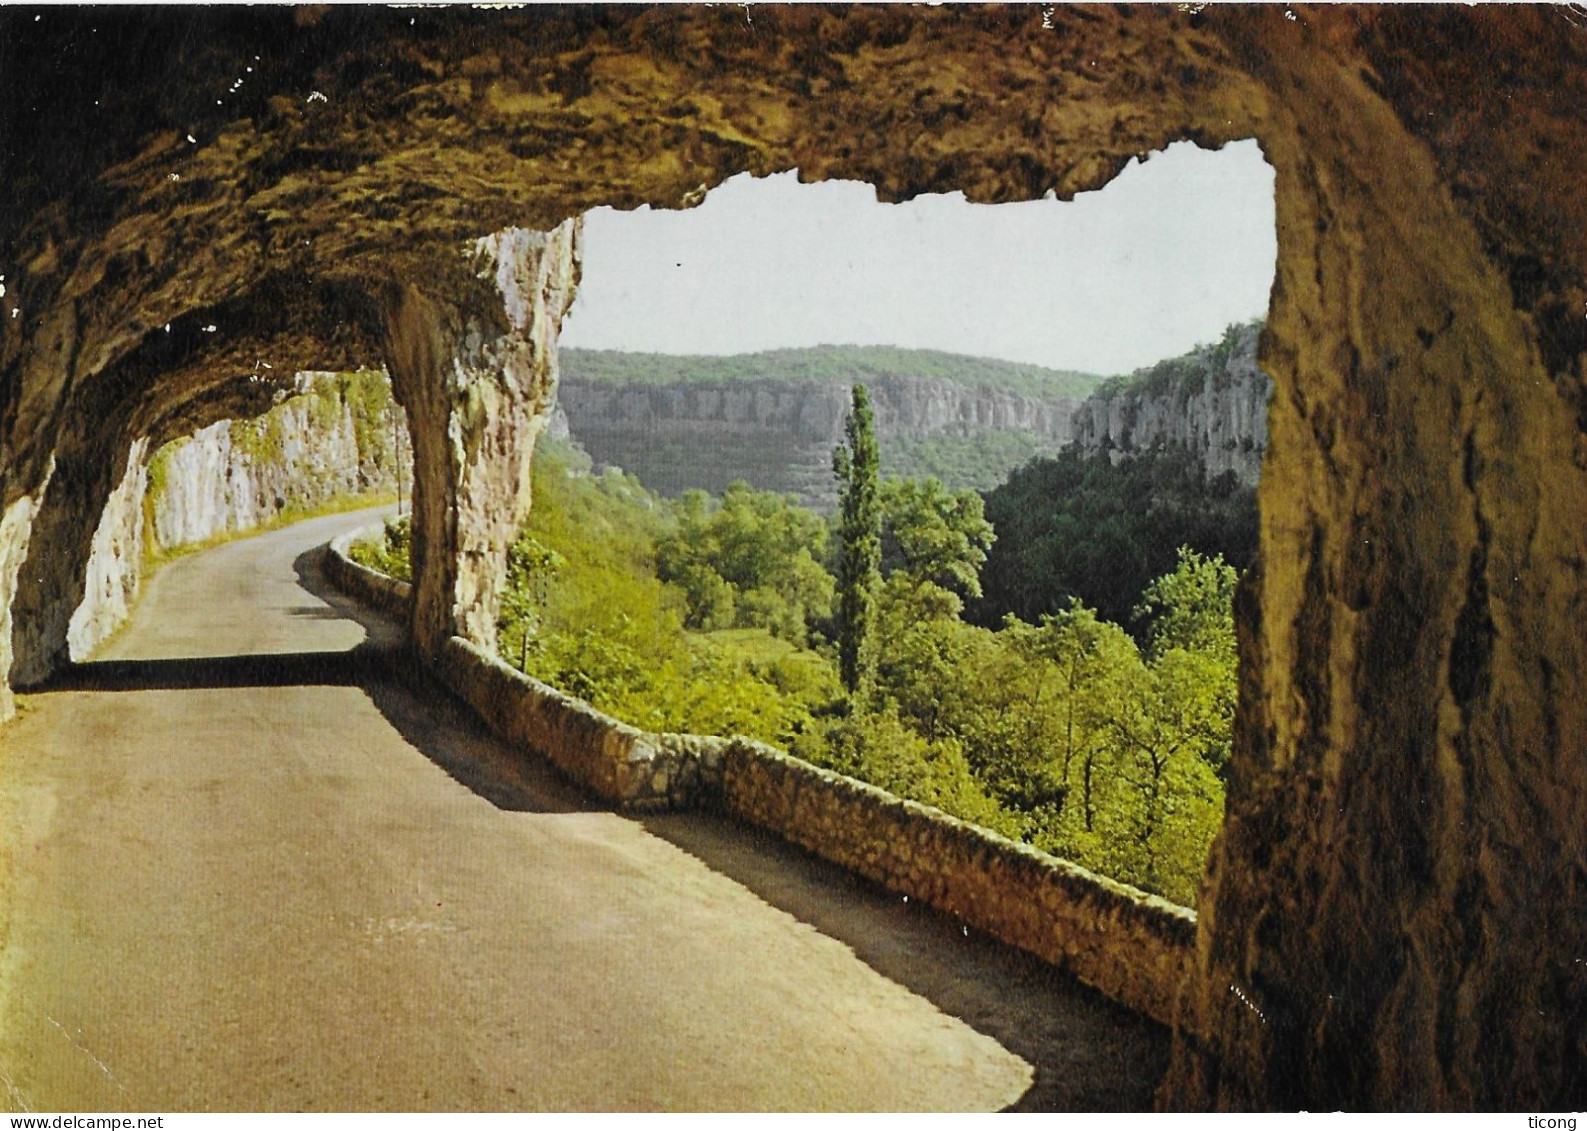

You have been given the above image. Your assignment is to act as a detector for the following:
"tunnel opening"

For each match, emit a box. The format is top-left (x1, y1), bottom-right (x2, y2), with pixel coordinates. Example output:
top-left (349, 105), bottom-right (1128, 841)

top-left (138, 369), bottom-right (411, 558)
top-left (338, 140), bottom-right (1279, 909)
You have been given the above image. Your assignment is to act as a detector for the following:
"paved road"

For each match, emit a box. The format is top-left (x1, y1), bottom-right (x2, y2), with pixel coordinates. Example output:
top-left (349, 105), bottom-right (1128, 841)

top-left (0, 510), bottom-right (1167, 1112)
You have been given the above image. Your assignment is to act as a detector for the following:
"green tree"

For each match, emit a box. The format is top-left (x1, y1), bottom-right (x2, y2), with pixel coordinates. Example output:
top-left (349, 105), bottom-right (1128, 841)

top-left (878, 476), bottom-right (996, 619)
top-left (656, 482), bottom-right (834, 639)
top-left (1006, 602), bottom-right (1140, 832)
top-left (1094, 644), bottom-right (1227, 902)
top-left (1040, 551), bottom-right (1236, 902)
top-left (874, 612), bottom-right (991, 743)
top-left (790, 704), bottom-right (1021, 840)
top-left (1132, 546), bottom-right (1238, 775)
top-left (832, 384), bottom-right (882, 697)
top-left (973, 446), bottom-right (1258, 633)
top-left (1132, 545), bottom-right (1238, 662)
top-left (498, 532), bottom-right (565, 672)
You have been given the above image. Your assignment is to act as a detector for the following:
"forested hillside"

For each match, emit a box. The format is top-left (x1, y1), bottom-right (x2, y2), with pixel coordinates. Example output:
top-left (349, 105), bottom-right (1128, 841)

top-left (560, 345), bottom-right (1103, 398)
top-left (967, 321), bottom-right (1266, 632)
top-left (972, 446), bottom-right (1259, 632)
top-left (349, 328), bottom-right (1275, 905)
top-left (555, 345), bottom-right (1104, 504)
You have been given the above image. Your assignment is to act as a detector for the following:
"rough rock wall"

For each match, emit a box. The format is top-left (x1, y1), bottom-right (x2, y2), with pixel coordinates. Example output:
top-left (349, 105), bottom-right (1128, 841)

top-left (1, 4), bottom-right (1584, 1111)
top-left (152, 419), bottom-right (307, 548)
top-left (1071, 323), bottom-right (1271, 487)
top-left (7, 417), bottom-right (149, 687)
top-left (65, 441), bottom-right (149, 661)
top-left (0, 486), bottom-right (51, 717)
top-left (558, 374), bottom-right (1081, 505)
top-left (1162, 12), bottom-right (1587, 1110)
top-left (379, 223), bottom-right (581, 657)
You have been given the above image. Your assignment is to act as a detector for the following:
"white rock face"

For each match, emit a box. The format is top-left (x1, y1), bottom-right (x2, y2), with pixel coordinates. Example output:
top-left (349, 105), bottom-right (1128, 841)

top-left (558, 375), bottom-right (1085, 507)
top-left (151, 393), bottom-right (403, 549)
top-left (67, 440), bottom-right (149, 661)
top-left (0, 470), bottom-right (52, 719)
top-left (1070, 322), bottom-right (1271, 487)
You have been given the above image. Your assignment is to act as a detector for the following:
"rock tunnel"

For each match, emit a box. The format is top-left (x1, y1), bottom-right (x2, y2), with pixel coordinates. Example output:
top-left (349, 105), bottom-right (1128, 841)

top-left (1, 4), bottom-right (1584, 1110)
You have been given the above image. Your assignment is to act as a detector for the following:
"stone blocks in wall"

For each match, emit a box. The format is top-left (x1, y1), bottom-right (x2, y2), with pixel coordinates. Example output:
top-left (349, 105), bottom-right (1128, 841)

top-left (328, 530), bottom-right (714, 810)
top-left (325, 526), bottom-right (415, 616)
top-left (323, 530), bottom-right (1195, 1027)
top-left (716, 738), bottom-right (1196, 1029)
top-left (432, 636), bottom-right (706, 810)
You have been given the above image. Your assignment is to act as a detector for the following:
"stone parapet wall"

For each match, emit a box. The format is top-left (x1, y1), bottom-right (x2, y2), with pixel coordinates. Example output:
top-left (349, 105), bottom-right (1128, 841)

top-left (325, 526), bottom-right (415, 616)
top-left (324, 529), bottom-right (1194, 1028)
top-left (714, 738), bottom-right (1195, 1028)
top-left (328, 525), bottom-right (714, 810)
top-left (433, 636), bottom-right (705, 810)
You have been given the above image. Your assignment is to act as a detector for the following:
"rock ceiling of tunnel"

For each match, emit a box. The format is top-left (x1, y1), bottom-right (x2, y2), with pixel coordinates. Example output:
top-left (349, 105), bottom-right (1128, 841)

top-left (4, 5), bottom-right (1584, 473)
top-left (1, 3), bottom-right (1266, 474)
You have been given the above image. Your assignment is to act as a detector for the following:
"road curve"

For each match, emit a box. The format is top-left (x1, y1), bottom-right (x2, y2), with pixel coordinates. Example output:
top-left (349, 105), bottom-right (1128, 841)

top-left (0, 509), bottom-right (1166, 1112)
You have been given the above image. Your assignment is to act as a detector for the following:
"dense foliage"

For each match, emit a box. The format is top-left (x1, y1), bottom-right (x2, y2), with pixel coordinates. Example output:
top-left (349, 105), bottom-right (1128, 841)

top-left (878, 476), bottom-right (995, 615)
top-left (357, 437), bottom-right (1237, 907)
top-left (973, 444), bottom-right (1258, 632)
top-left (657, 483), bottom-right (834, 639)
top-left (349, 516), bottom-right (412, 582)
top-left (490, 449), bottom-right (832, 743)
top-left (562, 344), bottom-right (1105, 399)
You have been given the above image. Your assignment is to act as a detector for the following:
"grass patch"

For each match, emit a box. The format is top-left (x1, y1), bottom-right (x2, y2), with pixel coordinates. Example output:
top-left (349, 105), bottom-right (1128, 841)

top-left (686, 626), bottom-right (797, 663)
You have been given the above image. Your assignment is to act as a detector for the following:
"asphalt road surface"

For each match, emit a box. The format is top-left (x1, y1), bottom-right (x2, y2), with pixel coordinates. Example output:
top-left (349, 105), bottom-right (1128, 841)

top-left (0, 509), bottom-right (1167, 1112)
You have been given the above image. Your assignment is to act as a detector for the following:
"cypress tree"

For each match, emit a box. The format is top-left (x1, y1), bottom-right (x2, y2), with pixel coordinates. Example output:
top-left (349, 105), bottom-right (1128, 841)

top-left (833, 383), bottom-right (882, 697)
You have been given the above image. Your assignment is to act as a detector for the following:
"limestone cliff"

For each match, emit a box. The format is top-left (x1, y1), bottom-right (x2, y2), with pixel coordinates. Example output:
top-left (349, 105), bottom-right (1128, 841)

top-left (66, 442), bottom-right (149, 665)
top-left (148, 372), bottom-right (407, 550)
top-left (556, 346), bottom-right (1099, 506)
top-left (1070, 321), bottom-right (1271, 486)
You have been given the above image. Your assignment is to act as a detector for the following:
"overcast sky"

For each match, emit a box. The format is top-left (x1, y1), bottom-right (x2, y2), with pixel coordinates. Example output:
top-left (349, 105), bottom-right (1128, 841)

top-left (558, 140), bottom-right (1276, 377)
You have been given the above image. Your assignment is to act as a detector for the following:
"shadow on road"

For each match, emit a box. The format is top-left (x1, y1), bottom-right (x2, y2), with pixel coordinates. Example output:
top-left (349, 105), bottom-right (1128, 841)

top-left (43, 650), bottom-right (365, 691)
top-left (285, 604), bottom-right (349, 620)
top-left (292, 541), bottom-right (1170, 1110)
top-left (291, 547), bottom-right (590, 817)
top-left (638, 809), bottom-right (1170, 1111)
top-left (290, 544), bottom-right (1172, 1111)
top-left (56, 535), bottom-right (1169, 1110)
